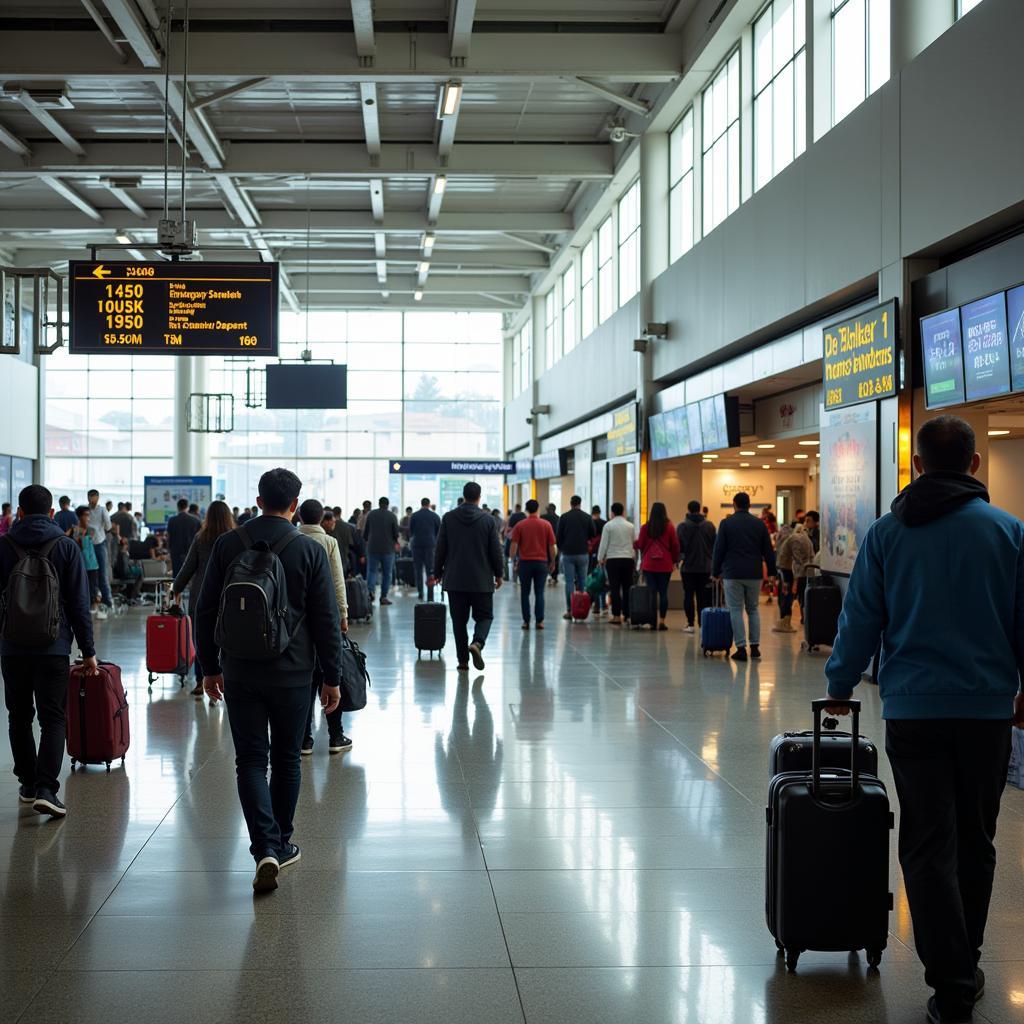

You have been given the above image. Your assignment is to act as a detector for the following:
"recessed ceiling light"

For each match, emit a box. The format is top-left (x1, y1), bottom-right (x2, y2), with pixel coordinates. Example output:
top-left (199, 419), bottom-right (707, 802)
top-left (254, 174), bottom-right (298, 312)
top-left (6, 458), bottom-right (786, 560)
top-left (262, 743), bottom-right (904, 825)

top-left (757, 443), bottom-right (775, 449)
top-left (739, 462), bottom-right (750, 467)
top-left (762, 464), bottom-right (770, 469)
top-left (433, 175), bottom-right (447, 196)
top-left (115, 231), bottom-right (132, 244)
top-left (739, 450), bottom-right (756, 456)
top-left (815, 452), bottom-right (820, 457)
top-left (988, 429), bottom-right (1010, 436)
top-left (794, 453), bottom-right (809, 460)
top-left (438, 80), bottom-right (463, 118)
top-left (798, 440), bottom-right (820, 446)
top-left (414, 289), bottom-right (424, 301)
top-left (776, 458), bottom-right (786, 463)
top-left (704, 453), bottom-right (718, 459)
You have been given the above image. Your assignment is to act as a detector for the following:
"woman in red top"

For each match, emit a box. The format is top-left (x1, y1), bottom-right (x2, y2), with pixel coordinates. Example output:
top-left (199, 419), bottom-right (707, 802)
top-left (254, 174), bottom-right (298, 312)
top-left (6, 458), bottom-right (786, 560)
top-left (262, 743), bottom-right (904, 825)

top-left (634, 501), bottom-right (681, 631)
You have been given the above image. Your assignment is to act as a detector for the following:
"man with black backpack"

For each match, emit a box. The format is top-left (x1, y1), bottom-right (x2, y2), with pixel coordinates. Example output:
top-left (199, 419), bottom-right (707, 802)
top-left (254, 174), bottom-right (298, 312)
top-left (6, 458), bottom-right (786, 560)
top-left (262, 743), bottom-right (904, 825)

top-left (194, 468), bottom-right (344, 893)
top-left (0, 484), bottom-right (97, 819)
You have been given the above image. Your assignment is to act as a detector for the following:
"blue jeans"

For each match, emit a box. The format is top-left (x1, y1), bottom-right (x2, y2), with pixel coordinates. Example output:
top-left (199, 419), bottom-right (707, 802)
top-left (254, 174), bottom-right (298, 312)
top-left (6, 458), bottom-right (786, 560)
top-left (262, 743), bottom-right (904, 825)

top-left (519, 560), bottom-right (549, 623)
top-left (224, 676), bottom-right (310, 861)
top-left (92, 536), bottom-right (113, 607)
top-left (723, 578), bottom-right (762, 648)
top-left (562, 553), bottom-right (589, 612)
top-left (367, 552), bottom-right (395, 599)
top-left (412, 546), bottom-right (435, 598)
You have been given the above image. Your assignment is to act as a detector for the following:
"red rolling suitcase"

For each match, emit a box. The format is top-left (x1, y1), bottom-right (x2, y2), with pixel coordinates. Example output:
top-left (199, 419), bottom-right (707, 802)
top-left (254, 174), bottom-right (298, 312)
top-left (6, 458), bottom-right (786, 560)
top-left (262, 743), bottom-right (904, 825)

top-left (67, 660), bottom-right (129, 772)
top-left (571, 590), bottom-right (592, 621)
top-left (146, 601), bottom-right (194, 688)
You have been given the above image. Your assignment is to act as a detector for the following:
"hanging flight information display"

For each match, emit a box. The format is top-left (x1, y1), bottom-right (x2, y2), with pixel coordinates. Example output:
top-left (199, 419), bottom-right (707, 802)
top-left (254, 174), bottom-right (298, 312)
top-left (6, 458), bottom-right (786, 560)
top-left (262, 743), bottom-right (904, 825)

top-left (69, 261), bottom-right (279, 356)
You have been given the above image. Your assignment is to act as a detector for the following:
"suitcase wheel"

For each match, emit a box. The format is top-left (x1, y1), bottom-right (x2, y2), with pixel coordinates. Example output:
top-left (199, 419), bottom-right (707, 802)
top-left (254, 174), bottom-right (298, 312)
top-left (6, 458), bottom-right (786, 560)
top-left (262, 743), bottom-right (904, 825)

top-left (69, 759), bottom-right (76, 771)
top-left (105, 762), bottom-right (111, 773)
top-left (179, 675), bottom-right (186, 687)
top-left (785, 949), bottom-right (800, 973)
top-left (866, 949), bottom-right (882, 969)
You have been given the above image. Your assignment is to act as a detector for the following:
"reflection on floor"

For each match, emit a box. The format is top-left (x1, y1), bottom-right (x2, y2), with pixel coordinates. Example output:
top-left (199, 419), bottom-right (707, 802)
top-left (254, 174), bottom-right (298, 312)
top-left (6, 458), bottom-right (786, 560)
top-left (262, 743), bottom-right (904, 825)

top-left (1, 586), bottom-right (1023, 1023)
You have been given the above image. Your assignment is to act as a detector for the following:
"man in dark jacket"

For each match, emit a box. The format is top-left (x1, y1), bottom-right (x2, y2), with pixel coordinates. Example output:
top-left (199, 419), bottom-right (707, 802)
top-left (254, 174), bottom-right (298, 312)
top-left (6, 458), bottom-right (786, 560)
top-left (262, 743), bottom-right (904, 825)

top-left (804, 509), bottom-right (821, 554)
top-left (195, 468), bottom-right (343, 893)
top-left (363, 497), bottom-right (399, 605)
top-left (434, 481), bottom-right (504, 672)
top-left (409, 497), bottom-right (442, 600)
top-left (555, 495), bottom-right (596, 619)
top-left (826, 416), bottom-right (1024, 1024)
top-left (0, 484), bottom-right (97, 818)
top-left (711, 491), bottom-right (776, 661)
top-left (677, 499), bottom-right (717, 633)
top-left (540, 503), bottom-right (559, 583)
top-left (166, 497), bottom-right (200, 575)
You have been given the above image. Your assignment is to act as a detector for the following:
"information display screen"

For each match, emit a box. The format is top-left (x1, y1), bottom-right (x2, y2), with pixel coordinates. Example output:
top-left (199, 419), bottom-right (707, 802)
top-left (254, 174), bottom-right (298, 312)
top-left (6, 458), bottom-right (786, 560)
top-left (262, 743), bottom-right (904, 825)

top-left (686, 404), bottom-right (703, 454)
top-left (648, 411), bottom-right (672, 462)
top-left (699, 397), bottom-right (723, 450)
top-left (823, 300), bottom-right (898, 410)
top-left (1006, 284), bottom-right (1024, 392)
top-left (532, 450), bottom-right (567, 479)
top-left (648, 395), bottom-right (737, 460)
top-left (921, 308), bottom-right (966, 409)
top-left (144, 476), bottom-right (212, 527)
top-left (670, 406), bottom-right (691, 456)
top-left (266, 364), bottom-right (347, 409)
top-left (70, 261), bottom-right (279, 356)
top-left (961, 292), bottom-right (1011, 402)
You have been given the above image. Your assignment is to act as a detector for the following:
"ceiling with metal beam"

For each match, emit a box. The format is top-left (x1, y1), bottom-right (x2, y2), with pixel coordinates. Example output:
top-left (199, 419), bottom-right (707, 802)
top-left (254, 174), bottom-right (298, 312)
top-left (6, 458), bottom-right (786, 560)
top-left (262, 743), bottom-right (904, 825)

top-left (0, 0), bottom-right (697, 309)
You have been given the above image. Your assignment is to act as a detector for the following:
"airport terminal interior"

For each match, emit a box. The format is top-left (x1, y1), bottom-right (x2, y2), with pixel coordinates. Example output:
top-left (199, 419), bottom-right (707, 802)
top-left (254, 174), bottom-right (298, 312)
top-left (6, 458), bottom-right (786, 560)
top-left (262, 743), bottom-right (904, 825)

top-left (1, 0), bottom-right (1024, 1021)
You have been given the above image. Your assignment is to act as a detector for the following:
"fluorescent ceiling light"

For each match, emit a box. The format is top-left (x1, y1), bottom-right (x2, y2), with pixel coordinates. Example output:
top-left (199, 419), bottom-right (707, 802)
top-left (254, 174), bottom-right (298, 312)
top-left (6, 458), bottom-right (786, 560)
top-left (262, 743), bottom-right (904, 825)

top-left (438, 81), bottom-right (462, 118)
top-left (414, 289), bottom-right (424, 302)
top-left (704, 453), bottom-right (718, 459)
top-left (776, 458), bottom-right (787, 463)
top-left (757, 443), bottom-right (775, 449)
top-left (794, 453), bottom-right (809, 460)
top-left (115, 231), bottom-right (131, 244)
top-left (739, 462), bottom-right (750, 467)
top-left (988, 429), bottom-right (1010, 436)
top-left (762, 464), bottom-right (771, 470)
top-left (418, 261), bottom-right (430, 275)
top-left (422, 232), bottom-right (435, 254)
top-left (798, 440), bottom-right (820, 446)
top-left (433, 175), bottom-right (447, 196)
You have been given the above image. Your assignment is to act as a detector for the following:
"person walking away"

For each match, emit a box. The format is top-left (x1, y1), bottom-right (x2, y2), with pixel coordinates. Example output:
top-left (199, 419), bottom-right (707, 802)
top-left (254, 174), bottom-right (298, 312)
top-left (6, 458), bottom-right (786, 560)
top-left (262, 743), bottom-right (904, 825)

top-left (71, 506), bottom-right (102, 616)
top-left (85, 489), bottom-right (115, 613)
top-left (598, 502), bottom-right (635, 624)
top-left (237, 507), bottom-right (252, 525)
top-left (399, 506), bottom-right (413, 543)
top-left (172, 500), bottom-right (236, 697)
top-left (0, 484), bottom-right (98, 818)
top-left (111, 502), bottom-right (135, 543)
top-left (434, 482), bottom-right (503, 672)
top-left (774, 522), bottom-right (814, 632)
top-left (166, 497), bottom-right (200, 576)
top-left (589, 506), bottom-right (608, 613)
top-left (540, 503), bottom-right (560, 585)
top-left (824, 415), bottom-right (1024, 1024)
top-left (509, 499), bottom-right (556, 630)
top-left (804, 509), bottom-right (821, 554)
top-left (355, 499), bottom-right (373, 534)
top-left (555, 496), bottom-right (595, 620)
top-left (195, 469), bottom-right (343, 893)
top-left (504, 503), bottom-right (526, 581)
top-left (363, 497), bottom-right (400, 605)
top-left (296, 499), bottom-right (350, 755)
top-left (0, 504), bottom-right (13, 537)
top-left (54, 496), bottom-right (77, 534)
top-left (634, 502), bottom-right (680, 631)
top-left (409, 497), bottom-right (441, 600)
top-left (677, 500), bottom-right (716, 634)
top-left (711, 491), bottom-right (776, 661)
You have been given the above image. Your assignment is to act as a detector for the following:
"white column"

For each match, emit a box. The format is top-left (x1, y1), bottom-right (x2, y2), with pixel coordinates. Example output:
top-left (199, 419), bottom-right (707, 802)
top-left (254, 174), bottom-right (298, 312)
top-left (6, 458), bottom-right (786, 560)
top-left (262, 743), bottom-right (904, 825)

top-left (190, 356), bottom-right (210, 479)
top-left (173, 357), bottom-right (192, 475)
top-left (639, 130), bottom-right (668, 402)
top-left (530, 293), bottom-right (545, 454)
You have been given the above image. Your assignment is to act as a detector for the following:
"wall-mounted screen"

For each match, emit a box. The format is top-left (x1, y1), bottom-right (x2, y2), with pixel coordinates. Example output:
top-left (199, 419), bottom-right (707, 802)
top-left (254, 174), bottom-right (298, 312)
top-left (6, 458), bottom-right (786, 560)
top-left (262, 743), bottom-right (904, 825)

top-left (670, 406), bottom-right (692, 456)
top-left (961, 292), bottom-right (1010, 402)
top-left (532, 449), bottom-right (568, 478)
top-left (921, 308), bottom-right (966, 409)
top-left (648, 411), bottom-right (673, 462)
top-left (1007, 284), bottom-right (1024, 392)
top-left (686, 404), bottom-right (703, 454)
top-left (699, 398), bottom-right (723, 450)
top-left (265, 364), bottom-right (348, 410)
top-left (648, 395), bottom-right (738, 460)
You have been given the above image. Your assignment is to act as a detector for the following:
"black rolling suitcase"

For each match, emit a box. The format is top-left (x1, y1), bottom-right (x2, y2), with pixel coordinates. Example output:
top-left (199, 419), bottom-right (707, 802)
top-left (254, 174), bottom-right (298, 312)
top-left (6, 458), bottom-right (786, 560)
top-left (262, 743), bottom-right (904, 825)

top-left (346, 575), bottom-right (372, 623)
top-left (396, 556), bottom-right (415, 588)
top-left (628, 584), bottom-right (656, 629)
top-left (802, 567), bottom-right (842, 651)
top-left (766, 700), bottom-right (893, 973)
top-left (414, 583), bottom-right (446, 657)
top-left (767, 722), bottom-right (878, 778)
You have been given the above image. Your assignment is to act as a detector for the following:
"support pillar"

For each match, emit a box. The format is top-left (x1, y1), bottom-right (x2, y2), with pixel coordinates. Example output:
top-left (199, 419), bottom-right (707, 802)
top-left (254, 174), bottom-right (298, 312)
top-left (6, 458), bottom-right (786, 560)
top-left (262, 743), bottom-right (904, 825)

top-left (173, 357), bottom-right (192, 475)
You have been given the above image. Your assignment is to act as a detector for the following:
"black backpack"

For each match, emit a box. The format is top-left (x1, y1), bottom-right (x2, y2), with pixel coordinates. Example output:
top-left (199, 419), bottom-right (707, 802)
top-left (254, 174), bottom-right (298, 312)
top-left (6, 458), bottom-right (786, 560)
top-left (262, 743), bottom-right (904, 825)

top-left (214, 527), bottom-right (301, 660)
top-left (338, 634), bottom-right (371, 712)
top-left (2, 537), bottom-right (62, 646)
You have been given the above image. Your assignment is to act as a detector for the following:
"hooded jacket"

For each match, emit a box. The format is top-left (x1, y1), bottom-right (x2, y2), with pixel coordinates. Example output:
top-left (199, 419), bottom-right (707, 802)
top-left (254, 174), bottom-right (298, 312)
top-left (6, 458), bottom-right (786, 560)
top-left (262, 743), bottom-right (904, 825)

top-left (434, 503), bottom-right (504, 592)
top-left (826, 472), bottom-right (1024, 719)
top-left (677, 513), bottom-right (716, 574)
top-left (0, 515), bottom-right (96, 658)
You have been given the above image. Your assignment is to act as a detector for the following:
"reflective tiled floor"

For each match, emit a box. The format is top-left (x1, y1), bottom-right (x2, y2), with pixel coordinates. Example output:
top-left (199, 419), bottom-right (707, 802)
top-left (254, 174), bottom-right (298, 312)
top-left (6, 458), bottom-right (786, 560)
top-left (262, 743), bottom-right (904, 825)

top-left (2, 586), bottom-right (1023, 1023)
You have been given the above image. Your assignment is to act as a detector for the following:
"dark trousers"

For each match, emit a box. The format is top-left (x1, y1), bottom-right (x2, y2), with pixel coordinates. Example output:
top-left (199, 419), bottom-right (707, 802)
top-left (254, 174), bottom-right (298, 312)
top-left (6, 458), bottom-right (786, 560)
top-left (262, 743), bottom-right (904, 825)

top-left (304, 663), bottom-right (342, 743)
top-left (447, 590), bottom-right (494, 666)
top-left (795, 575), bottom-right (807, 619)
top-left (681, 571), bottom-right (712, 627)
top-left (605, 558), bottom-right (634, 618)
top-left (777, 567), bottom-right (795, 618)
top-left (412, 546), bottom-right (435, 598)
top-left (518, 560), bottom-right (549, 624)
top-left (2, 654), bottom-right (69, 795)
top-left (644, 570), bottom-right (671, 620)
top-left (224, 676), bottom-right (310, 861)
top-left (886, 718), bottom-right (1012, 1019)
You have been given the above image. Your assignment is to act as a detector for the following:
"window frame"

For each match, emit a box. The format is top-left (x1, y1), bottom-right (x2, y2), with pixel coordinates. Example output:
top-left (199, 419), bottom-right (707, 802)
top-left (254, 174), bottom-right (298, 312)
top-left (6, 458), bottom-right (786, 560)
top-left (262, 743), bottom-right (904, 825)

top-left (701, 48), bottom-right (742, 236)
top-left (580, 239), bottom-right (596, 340)
top-left (616, 180), bottom-right (641, 306)
top-left (544, 287), bottom-right (560, 370)
top-left (596, 214), bottom-right (617, 325)
top-left (560, 261), bottom-right (577, 356)
top-left (669, 107), bottom-right (696, 262)
top-left (831, 0), bottom-right (890, 127)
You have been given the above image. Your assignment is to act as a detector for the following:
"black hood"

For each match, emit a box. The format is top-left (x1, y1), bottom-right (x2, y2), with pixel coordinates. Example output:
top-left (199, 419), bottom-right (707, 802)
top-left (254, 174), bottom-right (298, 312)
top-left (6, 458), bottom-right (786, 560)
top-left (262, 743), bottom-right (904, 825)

top-left (890, 471), bottom-right (989, 527)
top-left (8, 515), bottom-right (66, 546)
top-left (686, 513), bottom-right (704, 523)
top-left (451, 503), bottom-right (487, 525)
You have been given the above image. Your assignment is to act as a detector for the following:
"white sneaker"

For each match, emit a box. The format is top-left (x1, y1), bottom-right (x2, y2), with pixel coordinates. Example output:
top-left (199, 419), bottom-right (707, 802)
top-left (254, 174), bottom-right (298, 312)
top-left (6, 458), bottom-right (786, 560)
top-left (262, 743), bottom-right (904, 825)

top-left (95, 607), bottom-right (109, 621)
top-left (685, 626), bottom-right (695, 634)
top-left (90, 607), bottom-right (98, 617)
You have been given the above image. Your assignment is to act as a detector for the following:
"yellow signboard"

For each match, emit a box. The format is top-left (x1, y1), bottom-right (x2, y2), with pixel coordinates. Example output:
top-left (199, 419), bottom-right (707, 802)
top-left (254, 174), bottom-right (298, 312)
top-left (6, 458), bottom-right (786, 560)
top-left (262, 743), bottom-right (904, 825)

top-left (608, 403), bottom-right (638, 457)
top-left (823, 300), bottom-right (898, 410)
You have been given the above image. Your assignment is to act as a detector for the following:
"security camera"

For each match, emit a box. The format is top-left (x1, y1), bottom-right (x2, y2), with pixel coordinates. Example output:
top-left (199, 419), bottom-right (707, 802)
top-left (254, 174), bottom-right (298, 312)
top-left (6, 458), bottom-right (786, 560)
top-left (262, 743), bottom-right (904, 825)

top-left (525, 416), bottom-right (534, 425)
top-left (633, 338), bottom-right (649, 354)
top-left (645, 322), bottom-right (669, 338)
top-left (530, 405), bottom-right (551, 416)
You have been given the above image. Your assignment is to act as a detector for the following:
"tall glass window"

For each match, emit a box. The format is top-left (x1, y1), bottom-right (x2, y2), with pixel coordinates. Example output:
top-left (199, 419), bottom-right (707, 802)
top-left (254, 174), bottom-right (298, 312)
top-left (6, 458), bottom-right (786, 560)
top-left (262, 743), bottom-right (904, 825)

top-left (560, 263), bottom-right (577, 356)
top-left (669, 108), bottom-right (695, 261)
top-left (957, 0), bottom-right (985, 17)
top-left (831, 0), bottom-right (890, 126)
top-left (597, 215), bottom-right (616, 324)
top-left (754, 0), bottom-right (807, 191)
top-left (617, 181), bottom-right (641, 305)
top-left (580, 239), bottom-right (596, 339)
top-left (518, 321), bottom-right (532, 394)
top-left (702, 50), bottom-right (741, 235)
top-left (544, 288), bottom-right (560, 369)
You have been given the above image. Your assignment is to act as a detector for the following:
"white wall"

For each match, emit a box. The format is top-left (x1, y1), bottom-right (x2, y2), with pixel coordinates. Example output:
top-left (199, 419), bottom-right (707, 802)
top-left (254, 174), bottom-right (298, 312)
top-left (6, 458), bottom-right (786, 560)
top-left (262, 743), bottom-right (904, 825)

top-left (701, 467), bottom-right (811, 522)
top-left (0, 355), bottom-right (39, 460)
top-left (986, 440), bottom-right (1024, 520)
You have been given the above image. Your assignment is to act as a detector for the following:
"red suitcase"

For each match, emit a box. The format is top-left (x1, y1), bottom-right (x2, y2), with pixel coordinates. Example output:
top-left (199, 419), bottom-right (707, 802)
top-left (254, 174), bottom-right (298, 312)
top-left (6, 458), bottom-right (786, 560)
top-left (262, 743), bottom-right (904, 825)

top-left (67, 660), bottom-right (129, 772)
top-left (571, 590), bottom-right (592, 621)
top-left (146, 605), bottom-right (194, 687)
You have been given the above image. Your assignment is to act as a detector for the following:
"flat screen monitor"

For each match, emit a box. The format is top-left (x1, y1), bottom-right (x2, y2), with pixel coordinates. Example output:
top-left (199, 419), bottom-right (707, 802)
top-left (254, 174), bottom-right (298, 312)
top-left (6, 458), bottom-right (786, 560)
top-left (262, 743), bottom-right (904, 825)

top-left (921, 308), bottom-right (966, 409)
top-left (532, 449), bottom-right (567, 478)
top-left (265, 364), bottom-right (347, 410)
top-left (671, 406), bottom-right (692, 456)
top-left (648, 411), bottom-right (670, 461)
top-left (961, 292), bottom-right (1010, 402)
top-left (698, 398), bottom-right (722, 451)
top-left (686, 404), bottom-right (703, 454)
top-left (1007, 284), bottom-right (1024, 392)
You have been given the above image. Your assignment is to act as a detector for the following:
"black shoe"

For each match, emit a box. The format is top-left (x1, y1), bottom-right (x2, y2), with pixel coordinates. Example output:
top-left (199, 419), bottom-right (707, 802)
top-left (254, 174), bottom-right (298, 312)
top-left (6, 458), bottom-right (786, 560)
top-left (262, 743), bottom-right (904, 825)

top-left (925, 996), bottom-right (973, 1024)
top-left (18, 785), bottom-right (35, 804)
top-left (380, 597), bottom-right (393, 606)
top-left (731, 647), bottom-right (748, 662)
top-left (32, 790), bottom-right (67, 818)
top-left (252, 854), bottom-right (280, 893)
top-left (328, 733), bottom-right (353, 754)
top-left (457, 663), bottom-right (470, 672)
top-left (300, 737), bottom-right (314, 756)
top-left (750, 644), bottom-right (762, 659)
top-left (469, 641), bottom-right (485, 670)
top-left (278, 843), bottom-right (301, 869)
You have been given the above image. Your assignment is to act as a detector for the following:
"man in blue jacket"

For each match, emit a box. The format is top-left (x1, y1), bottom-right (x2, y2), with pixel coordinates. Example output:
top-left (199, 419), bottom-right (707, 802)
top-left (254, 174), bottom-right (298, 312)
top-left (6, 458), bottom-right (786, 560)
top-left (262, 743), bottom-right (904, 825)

top-left (826, 416), bottom-right (1024, 1024)
top-left (0, 484), bottom-right (97, 819)
top-left (409, 497), bottom-right (441, 600)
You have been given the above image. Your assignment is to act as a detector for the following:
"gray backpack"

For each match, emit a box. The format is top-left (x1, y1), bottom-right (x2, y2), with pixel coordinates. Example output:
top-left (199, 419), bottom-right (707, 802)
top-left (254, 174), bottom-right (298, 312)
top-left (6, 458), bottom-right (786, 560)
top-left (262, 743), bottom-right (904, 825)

top-left (2, 537), bottom-right (62, 646)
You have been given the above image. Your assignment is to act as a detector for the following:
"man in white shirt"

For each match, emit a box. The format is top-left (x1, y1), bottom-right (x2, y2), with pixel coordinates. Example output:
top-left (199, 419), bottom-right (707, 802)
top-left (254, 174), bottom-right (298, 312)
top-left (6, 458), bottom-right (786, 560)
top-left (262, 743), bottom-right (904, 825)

top-left (597, 502), bottom-right (636, 625)
top-left (86, 488), bottom-right (114, 610)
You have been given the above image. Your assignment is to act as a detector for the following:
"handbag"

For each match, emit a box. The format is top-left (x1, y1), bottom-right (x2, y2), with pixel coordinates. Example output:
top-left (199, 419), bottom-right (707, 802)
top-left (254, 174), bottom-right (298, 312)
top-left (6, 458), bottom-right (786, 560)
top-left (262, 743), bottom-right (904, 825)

top-left (338, 634), bottom-right (371, 713)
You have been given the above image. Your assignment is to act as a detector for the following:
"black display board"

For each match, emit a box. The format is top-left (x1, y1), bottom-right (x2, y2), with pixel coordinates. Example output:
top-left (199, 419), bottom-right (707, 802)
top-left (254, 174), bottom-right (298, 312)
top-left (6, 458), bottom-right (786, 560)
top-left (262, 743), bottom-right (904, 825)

top-left (823, 300), bottom-right (898, 410)
top-left (265, 364), bottom-right (347, 409)
top-left (70, 261), bottom-right (279, 356)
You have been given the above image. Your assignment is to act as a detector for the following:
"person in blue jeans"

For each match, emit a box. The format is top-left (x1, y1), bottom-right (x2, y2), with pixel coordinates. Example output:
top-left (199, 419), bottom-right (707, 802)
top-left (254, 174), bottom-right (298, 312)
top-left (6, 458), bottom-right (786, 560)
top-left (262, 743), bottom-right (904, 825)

top-left (409, 497), bottom-right (441, 599)
top-left (509, 499), bottom-right (557, 629)
top-left (362, 496), bottom-right (399, 605)
top-left (555, 495), bottom-right (595, 619)
top-left (85, 489), bottom-right (115, 610)
top-left (711, 491), bottom-right (776, 662)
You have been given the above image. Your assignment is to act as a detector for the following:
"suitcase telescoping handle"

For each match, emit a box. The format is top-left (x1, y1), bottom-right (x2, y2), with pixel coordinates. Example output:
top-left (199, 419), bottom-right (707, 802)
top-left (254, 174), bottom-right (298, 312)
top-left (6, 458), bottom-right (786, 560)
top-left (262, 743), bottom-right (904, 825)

top-left (810, 698), bottom-right (860, 798)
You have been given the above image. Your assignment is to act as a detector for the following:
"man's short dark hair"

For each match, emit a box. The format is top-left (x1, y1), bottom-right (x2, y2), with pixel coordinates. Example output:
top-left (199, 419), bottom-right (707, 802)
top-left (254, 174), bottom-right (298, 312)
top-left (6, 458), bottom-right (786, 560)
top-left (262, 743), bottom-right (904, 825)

top-left (525, 498), bottom-right (539, 514)
top-left (362, 500), bottom-right (372, 509)
top-left (463, 481), bottom-right (482, 502)
top-left (591, 505), bottom-right (601, 515)
top-left (87, 489), bottom-right (99, 499)
top-left (299, 498), bottom-right (323, 525)
top-left (176, 498), bottom-right (189, 511)
top-left (611, 502), bottom-right (624, 516)
top-left (688, 500), bottom-right (701, 514)
top-left (188, 504), bottom-right (199, 514)
top-left (378, 496), bottom-right (389, 508)
top-left (421, 497), bottom-right (431, 507)
top-left (570, 495), bottom-right (582, 507)
top-left (125, 502), bottom-right (132, 511)
top-left (258, 467), bottom-right (302, 513)
top-left (804, 509), bottom-right (820, 524)
top-left (58, 495), bottom-right (71, 507)
top-left (733, 492), bottom-right (751, 510)
top-left (19, 485), bottom-right (52, 516)
top-left (322, 509), bottom-right (335, 521)
top-left (75, 505), bottom-right (89, 517)
top-left (917, 415), bottom-right (976, 474)
top-left (117, 502), bottom-right (125, 511)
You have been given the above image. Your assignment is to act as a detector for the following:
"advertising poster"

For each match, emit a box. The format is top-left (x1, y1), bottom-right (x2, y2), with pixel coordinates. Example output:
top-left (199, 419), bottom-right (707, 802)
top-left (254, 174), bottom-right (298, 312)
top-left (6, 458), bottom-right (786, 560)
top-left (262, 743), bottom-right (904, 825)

top-left (961, 292), bottom-right (1011, 402)
top-left (820, 403), bottom-right (877, 575)
top-left (144, 476), bottom-right (213, 527)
